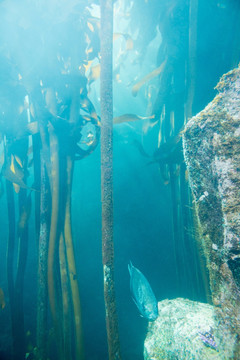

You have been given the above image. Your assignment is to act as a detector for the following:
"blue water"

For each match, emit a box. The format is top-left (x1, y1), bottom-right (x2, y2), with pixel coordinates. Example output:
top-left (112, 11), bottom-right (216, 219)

top-left (0, 0), bottom-right (239, 359)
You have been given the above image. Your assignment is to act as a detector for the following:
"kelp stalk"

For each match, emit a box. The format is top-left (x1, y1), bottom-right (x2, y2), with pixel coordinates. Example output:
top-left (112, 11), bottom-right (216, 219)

top-left (59, 232), bottom-right (71, 360)
top-left (33, 132), bottom-right (41, 242)
top-left (64, 156), bottom-right (84, 360)
top-left (37, 149), bottom-right (50, 360)
top-left (100, 0), bottom-right (121, 359)
top-left (5, 132), bottom-right (30, 360)
top-left (14, 188), bottom-right (29, 359)
top-left (47, 128), bottom-right (64, 359)
top-left (6, 180), bottom-right (15, 303)
top-left (6, 179), bottom-right (20, 360)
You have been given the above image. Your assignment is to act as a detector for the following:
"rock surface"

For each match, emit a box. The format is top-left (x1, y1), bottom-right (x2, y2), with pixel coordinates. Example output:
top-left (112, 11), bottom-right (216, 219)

top-left (183, 66), bottom-right (240, 357)
top-left (144, 298), bottom-right (234, 360)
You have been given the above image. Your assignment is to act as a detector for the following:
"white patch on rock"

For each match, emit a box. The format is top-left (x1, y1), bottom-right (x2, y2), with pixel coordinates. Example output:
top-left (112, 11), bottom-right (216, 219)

top-left (212, 243), bottom-right (218, 250)
top-left (234, 127), bottom-right (240, 137)
top-left (198, 191), bottom-right (209, 202)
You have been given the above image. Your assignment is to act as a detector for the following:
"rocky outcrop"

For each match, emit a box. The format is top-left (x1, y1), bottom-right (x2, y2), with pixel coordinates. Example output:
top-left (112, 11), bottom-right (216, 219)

top-left (144, 298), bottom-right (234, 360)
top-left (183, 66), bottom-right (240, 357)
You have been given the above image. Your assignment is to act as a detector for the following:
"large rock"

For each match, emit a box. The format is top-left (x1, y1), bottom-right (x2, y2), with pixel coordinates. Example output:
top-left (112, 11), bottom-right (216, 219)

top-left (183, 66), bottom-right (240, 357)
top-left (144, 298), bottom-right (234, 360)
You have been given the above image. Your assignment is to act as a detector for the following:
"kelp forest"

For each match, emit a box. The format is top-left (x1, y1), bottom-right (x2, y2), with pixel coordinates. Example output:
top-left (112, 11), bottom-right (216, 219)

top-left (0, 0), bottom-right (239, 359)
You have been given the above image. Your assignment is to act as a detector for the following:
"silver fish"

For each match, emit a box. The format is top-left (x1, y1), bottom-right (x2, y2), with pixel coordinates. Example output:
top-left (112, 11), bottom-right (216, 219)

top-left (128, 261), bottom-right (158, 321)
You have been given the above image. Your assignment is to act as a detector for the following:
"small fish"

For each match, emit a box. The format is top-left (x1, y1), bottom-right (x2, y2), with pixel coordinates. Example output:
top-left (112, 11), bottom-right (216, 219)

top-left (128, 262), bottom-right (158, 321)
top-left (0, 288), bottom-right (5, 309)
top-left (113, 114), bottom-right (155, 125)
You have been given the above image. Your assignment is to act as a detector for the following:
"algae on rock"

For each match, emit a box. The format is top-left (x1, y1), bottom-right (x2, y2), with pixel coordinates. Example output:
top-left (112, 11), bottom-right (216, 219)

top-left (144, 298), bottom-right (234, 360)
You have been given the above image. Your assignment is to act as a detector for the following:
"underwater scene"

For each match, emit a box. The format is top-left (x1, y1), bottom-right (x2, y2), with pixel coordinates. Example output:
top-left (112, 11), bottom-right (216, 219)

top-left (0, 0), bottom-right (240, 359)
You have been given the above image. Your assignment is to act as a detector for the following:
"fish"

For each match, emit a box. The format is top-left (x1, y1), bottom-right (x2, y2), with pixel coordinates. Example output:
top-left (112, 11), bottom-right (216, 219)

top-left (113, 114), bottom-right (155, 125)
top-left (128, 261), bottom-right (158, 321)
top-left (0, 288), bottom-right (5, 309)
